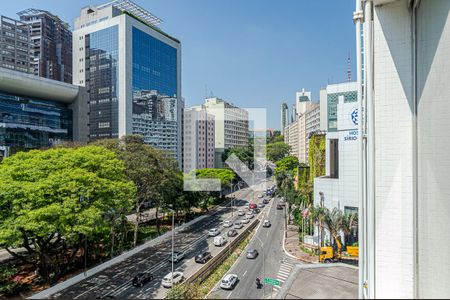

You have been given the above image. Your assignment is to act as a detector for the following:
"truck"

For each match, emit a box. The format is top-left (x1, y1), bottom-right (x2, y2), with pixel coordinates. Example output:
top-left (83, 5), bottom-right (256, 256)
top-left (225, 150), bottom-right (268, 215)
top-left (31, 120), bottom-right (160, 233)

top-left (319, 234), bottom-right (359, 263)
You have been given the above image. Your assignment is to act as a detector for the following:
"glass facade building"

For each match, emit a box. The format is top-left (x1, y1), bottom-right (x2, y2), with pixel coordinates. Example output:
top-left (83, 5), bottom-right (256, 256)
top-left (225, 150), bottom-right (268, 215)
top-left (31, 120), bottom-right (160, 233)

top-left (327, 90), bottom-right (357, 131)
top-left (0, 91), bottom-right (72, 151)
top-left (85, 25), bottom-right (119, 140)
top-left (131, 27), bottom-right (179, 159)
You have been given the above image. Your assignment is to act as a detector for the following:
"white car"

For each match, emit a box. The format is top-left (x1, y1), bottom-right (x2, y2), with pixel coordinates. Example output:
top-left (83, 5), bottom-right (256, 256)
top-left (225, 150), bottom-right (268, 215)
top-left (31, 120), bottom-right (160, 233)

top-left (220, 274), bottom-right (238, 290)
top-left (263, 219), bottom-right (271, 227)
top-left (234, 221), bottom-right (243, 229)
top-left (208, 228), bottom-right (220, 237)
top-left (246, 211), bottom-right (255, 219)
top-left (258, 194), bottom-right (263, 198)
top-left (223, 220), bottom-right (232, 228)
top-left (161, 271), bottom-right (184, 288)
top-left (237, 209), bottom-right (245, 216)
top-left (214, 236), bottom-right (227, 247)
top-left (241, 217), bottom-right (250, 224)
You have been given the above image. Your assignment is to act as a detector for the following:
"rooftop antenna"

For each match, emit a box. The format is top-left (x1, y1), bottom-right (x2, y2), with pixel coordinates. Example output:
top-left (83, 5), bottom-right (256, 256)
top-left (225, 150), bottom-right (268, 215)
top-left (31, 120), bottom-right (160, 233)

top-left (347, 50), bottom-right (352, 82)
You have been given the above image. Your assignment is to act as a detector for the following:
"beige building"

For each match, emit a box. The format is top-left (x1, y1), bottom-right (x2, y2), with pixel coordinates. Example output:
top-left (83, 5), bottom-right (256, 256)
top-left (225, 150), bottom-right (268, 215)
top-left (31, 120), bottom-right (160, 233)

top-left (183, 106), bottom-right (215, 173)
top-left (203, 97), bottom-right (249, 167)
top-left (284, 112), bottom-right (307, 164)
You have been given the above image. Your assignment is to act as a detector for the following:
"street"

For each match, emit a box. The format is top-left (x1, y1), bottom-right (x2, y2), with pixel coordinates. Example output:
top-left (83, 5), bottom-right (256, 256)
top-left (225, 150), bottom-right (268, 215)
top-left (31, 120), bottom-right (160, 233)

top-left (208, 196), bottom-right (300, 299)
top-left (48, 182), bottom-right (272, 299)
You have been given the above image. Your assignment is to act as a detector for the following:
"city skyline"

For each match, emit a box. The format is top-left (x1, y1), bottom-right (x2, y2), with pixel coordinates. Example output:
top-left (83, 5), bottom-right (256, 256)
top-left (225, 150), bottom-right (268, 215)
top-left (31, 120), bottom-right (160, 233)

top-left (2, 0), bottom-right (356, 129)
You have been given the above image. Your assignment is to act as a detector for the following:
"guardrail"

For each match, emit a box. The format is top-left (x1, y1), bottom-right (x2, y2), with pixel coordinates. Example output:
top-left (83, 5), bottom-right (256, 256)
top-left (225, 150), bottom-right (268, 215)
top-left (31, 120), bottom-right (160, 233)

top-left (185, 218), bottom-right (260, 284)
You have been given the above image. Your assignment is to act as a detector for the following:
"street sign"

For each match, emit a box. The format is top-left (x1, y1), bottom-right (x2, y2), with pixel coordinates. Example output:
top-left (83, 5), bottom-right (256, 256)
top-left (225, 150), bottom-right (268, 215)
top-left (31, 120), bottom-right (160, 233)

top-left (264, 277), bottom-right (280, 286)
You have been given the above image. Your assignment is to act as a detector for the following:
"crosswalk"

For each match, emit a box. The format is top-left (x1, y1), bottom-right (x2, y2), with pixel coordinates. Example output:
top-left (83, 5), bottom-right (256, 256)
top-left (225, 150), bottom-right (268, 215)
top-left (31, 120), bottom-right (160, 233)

top-left (272, 259), bottom-right (295, 292)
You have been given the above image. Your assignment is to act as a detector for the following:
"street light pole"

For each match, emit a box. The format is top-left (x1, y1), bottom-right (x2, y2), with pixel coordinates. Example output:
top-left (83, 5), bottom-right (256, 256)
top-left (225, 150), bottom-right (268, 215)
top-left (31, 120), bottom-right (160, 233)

top-left (165, 208), bottom-right (175, 287)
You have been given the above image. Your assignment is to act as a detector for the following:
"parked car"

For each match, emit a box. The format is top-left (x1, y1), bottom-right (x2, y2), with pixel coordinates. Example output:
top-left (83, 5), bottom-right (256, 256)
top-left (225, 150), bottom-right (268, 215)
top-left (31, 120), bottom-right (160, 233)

top-left (214, 236), bottom-right (227, 246)
top-left (220, 274), bottom-right (238, 290)
top-left (208, 228), bottom-right (220, 237)
top-left (246, 249), bottom-right (259, 259)
top-left (263, 220), bottom-right (271, 227)
top-left (249, 203), bottom-right (257, 209)
top-left (241, 217), bottom-right (250, 224)
top-left (227, 229), bottom-right (238, 237)
top-left (237, 209), bottom-right (245, 216)
top-left (161, 271), bottom-right (184, 288)
top-left (169, 251), bottom-right (185, 263)
top-left (223, 220), bottom-right (232, 228)
top-left (234, 221), bottom-right (243, 229)
top-left (195, 251), bottom-right (212, 264)
top-left (132, 272), bottom-right (154, 287)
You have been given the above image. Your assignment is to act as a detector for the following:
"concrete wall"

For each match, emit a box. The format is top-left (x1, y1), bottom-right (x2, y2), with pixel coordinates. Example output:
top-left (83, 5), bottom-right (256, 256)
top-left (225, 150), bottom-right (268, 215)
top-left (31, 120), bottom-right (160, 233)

top-left (416, 0), bottom-right (450, 297)
top-left (373, 0), bottom-right (414, 297)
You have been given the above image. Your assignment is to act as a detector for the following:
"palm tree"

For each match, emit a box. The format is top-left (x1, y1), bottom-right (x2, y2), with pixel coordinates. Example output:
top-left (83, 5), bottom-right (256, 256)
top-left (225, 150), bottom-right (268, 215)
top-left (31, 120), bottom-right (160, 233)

top-left (311, 205), bottom-right (328, 248)
top-left (323, 208), bottom-right (343, 248)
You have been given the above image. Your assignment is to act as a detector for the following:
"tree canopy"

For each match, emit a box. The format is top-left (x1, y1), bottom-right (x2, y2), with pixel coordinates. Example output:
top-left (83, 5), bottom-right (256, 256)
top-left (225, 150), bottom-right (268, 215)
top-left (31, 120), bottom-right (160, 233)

top-left (195, 168), bottom-right (236, 188)
top-left (267, 142), bottom-right (291, 162)
top-left (0, 146), bottom-right (135, 283)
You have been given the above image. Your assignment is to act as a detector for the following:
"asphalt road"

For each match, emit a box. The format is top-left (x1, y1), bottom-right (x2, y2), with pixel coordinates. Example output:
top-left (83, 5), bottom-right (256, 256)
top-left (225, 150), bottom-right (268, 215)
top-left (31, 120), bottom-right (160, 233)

top-left (50, 181), bottom-right (272, 299)
top-left (208, 196), bottom-right (299, 299)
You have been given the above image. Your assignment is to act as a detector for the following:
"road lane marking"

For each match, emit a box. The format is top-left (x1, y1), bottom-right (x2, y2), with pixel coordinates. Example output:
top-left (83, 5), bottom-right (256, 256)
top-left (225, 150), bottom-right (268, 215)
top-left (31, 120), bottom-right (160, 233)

top-left (243, 270), bottom-right (248, 277)
top-left (226, 291), bottom-right (233, 299)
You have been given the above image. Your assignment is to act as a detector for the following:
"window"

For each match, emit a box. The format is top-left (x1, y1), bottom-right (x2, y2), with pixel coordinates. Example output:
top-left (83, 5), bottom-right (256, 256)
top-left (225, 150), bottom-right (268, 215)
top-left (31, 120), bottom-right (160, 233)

top-left (98, 122), bottom-right (110, 129)
top-left (330, 139), bottom-right (339, 178)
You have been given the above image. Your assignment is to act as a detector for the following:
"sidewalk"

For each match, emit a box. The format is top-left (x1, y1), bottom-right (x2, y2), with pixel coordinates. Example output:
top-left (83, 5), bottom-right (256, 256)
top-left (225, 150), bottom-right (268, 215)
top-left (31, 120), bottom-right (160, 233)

top-left (284, 225), bottom-right (318, 263)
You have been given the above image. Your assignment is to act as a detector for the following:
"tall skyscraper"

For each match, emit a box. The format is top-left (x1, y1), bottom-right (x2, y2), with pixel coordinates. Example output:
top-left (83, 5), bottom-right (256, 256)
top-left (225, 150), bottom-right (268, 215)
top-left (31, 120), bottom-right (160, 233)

top-left (296, 88), bottom-right (312, 115)
top-left (18, 9), bottom-right (73, 83)
top-left (280, 102), bottom-right (289, 136)
top-left (0, 16), bottom-right (32, 73)
top-left (72, 0), bottom-right (182, 165)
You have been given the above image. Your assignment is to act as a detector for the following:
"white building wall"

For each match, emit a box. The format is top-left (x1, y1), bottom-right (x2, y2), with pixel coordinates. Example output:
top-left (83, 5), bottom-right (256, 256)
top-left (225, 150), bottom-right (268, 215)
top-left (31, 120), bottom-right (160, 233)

top-left (373, 0), bottom-right (414, 297)
top-left (416, 0), bottom-right (450, 297)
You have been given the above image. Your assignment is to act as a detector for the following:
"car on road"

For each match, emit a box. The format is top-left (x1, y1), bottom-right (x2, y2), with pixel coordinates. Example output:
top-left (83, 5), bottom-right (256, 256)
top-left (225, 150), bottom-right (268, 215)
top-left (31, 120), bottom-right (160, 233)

top-left (227, 229), bottom-right (238, 237)
top-left (257, 194), bottom-right (264, 198)
top-left (280, 199), bottom-right (286, 206)
top-left (259, 203), bottom-right (265, 208)
top-left (246, 211), bottom-right (255, 219)
top-left (276, 204), bottom-right (283, 210)
top-left (234, 221), bottom-right (243, 229)
top-left (249, 203), bottom-right (257, 209)
top-left (132, 272), bottom-right (154, 287)
top-left (237, 209), bottom-right (245, 216)
top-left (223, 220), bottom-right (232, 228)
top-left (195, 251), bottom-right (212, 264)
top-left (208, 228), bottom-right (220, 236)
top-left (263, 220), bottom-right (271, 227)
top-left (244, 203), bottom-right (250, 209)
top-left (169, 251), bottom-right (185, 263)
top-left (263, 199), bottom-right (270, 204)
top-left (220, 274), bottom-right (238, 290)
top-left (213, 235), bottom-right (227, 246)
top-left (246, 249), bottom-right (259, 259)
top-left (241, 217), bottom-right (250, 224)
top-left (161, 271), bottom-right (184, 288)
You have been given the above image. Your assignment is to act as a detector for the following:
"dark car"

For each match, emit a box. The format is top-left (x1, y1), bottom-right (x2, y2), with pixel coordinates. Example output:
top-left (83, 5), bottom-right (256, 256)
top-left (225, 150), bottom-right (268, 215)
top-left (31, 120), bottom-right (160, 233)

top-left (246, 249), bottom-right (259, 259)
top-left (195, 251), bottom-right (212, 264)
top-left (132, 272), bottom-right (154, 287)
top-left (263, 199), bottom-right (269, 204)
top-left (227, 229), bottom-right (238, 237)
top-left (276, 204), bottom-right (283, 210)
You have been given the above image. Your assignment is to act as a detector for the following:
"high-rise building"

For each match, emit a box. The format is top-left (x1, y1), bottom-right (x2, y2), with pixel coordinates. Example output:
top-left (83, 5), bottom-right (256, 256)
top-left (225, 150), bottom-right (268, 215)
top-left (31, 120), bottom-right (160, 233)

top-left (280, 102), bottom-right (289, 136)
top-left (17, 9), bottom-right (73, 84)
top-left (0, 67), bottom-right (88, 159)
top-left (0, 16), bottom-right (32, 73)
top-left (202, 97), bottom-right (249, 168)
top-left (295, 88), bottom-right (312, 116)
top-left (305, 102), bottom-right (320, 158)
top-left (356, 0), bottom-right (450, 298)
top-left (72, 0), bottom-right (182, 165)
top-left (183, 106), bottom-right (215, 173)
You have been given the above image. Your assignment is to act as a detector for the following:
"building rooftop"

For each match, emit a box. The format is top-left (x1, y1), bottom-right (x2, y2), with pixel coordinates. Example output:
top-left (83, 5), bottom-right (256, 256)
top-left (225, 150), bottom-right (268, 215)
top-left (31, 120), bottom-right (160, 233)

top-left (17, 8), bottom-right (70, 29)
top-left (94, 0), bottom-right (162, 28)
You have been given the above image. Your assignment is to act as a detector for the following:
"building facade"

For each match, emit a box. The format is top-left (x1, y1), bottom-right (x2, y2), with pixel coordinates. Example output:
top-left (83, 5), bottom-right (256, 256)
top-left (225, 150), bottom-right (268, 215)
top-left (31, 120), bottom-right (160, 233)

top-left (72, 0), bottom-right (182, 165)
top-left (183, 106), bottom-right (215, 173)
top-left (357, 0), bottom-right (450, 298)
top-left (0, 16), bottom-right (32, 73)
top-left (280, 102), bottom-right (289, 136)
top-left (305, 102), bottom-right (320, 159)
top-left (202, 97), bottom-right (249, 168)
top-left (0, 67), bottom-right (88, 158)
top-left (295, 88), bottom-right (312, 116)
top-left (18, 9), bottom-right (73, 84)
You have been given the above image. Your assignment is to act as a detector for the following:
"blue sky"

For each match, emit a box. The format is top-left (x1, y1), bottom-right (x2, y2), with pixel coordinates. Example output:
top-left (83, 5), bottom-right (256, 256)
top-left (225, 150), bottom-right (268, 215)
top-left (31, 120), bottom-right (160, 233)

top-left (4, 0), bottom-right (356, 129)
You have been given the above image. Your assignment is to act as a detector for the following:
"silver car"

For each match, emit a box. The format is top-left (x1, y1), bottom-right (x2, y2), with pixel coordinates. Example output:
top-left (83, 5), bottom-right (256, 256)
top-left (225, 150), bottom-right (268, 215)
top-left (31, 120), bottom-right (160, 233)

top-left (246, 249), bottom-right (259, 259)
top-left (220, 274), bottom-right (238, 290)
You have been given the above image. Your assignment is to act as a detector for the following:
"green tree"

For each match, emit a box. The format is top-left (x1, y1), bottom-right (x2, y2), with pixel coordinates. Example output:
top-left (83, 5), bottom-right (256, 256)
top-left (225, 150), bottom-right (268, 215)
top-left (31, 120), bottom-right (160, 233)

top-left (0, 146), bottom-right (135, 283)
top-left (308, 133), bottom-right (326, 181)
top-left (267, 142), bottom-right (291, 162)
top-left (195, 168), bottom-right (236, 188)
top-left (223, 147), bottom-right (254, 169)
